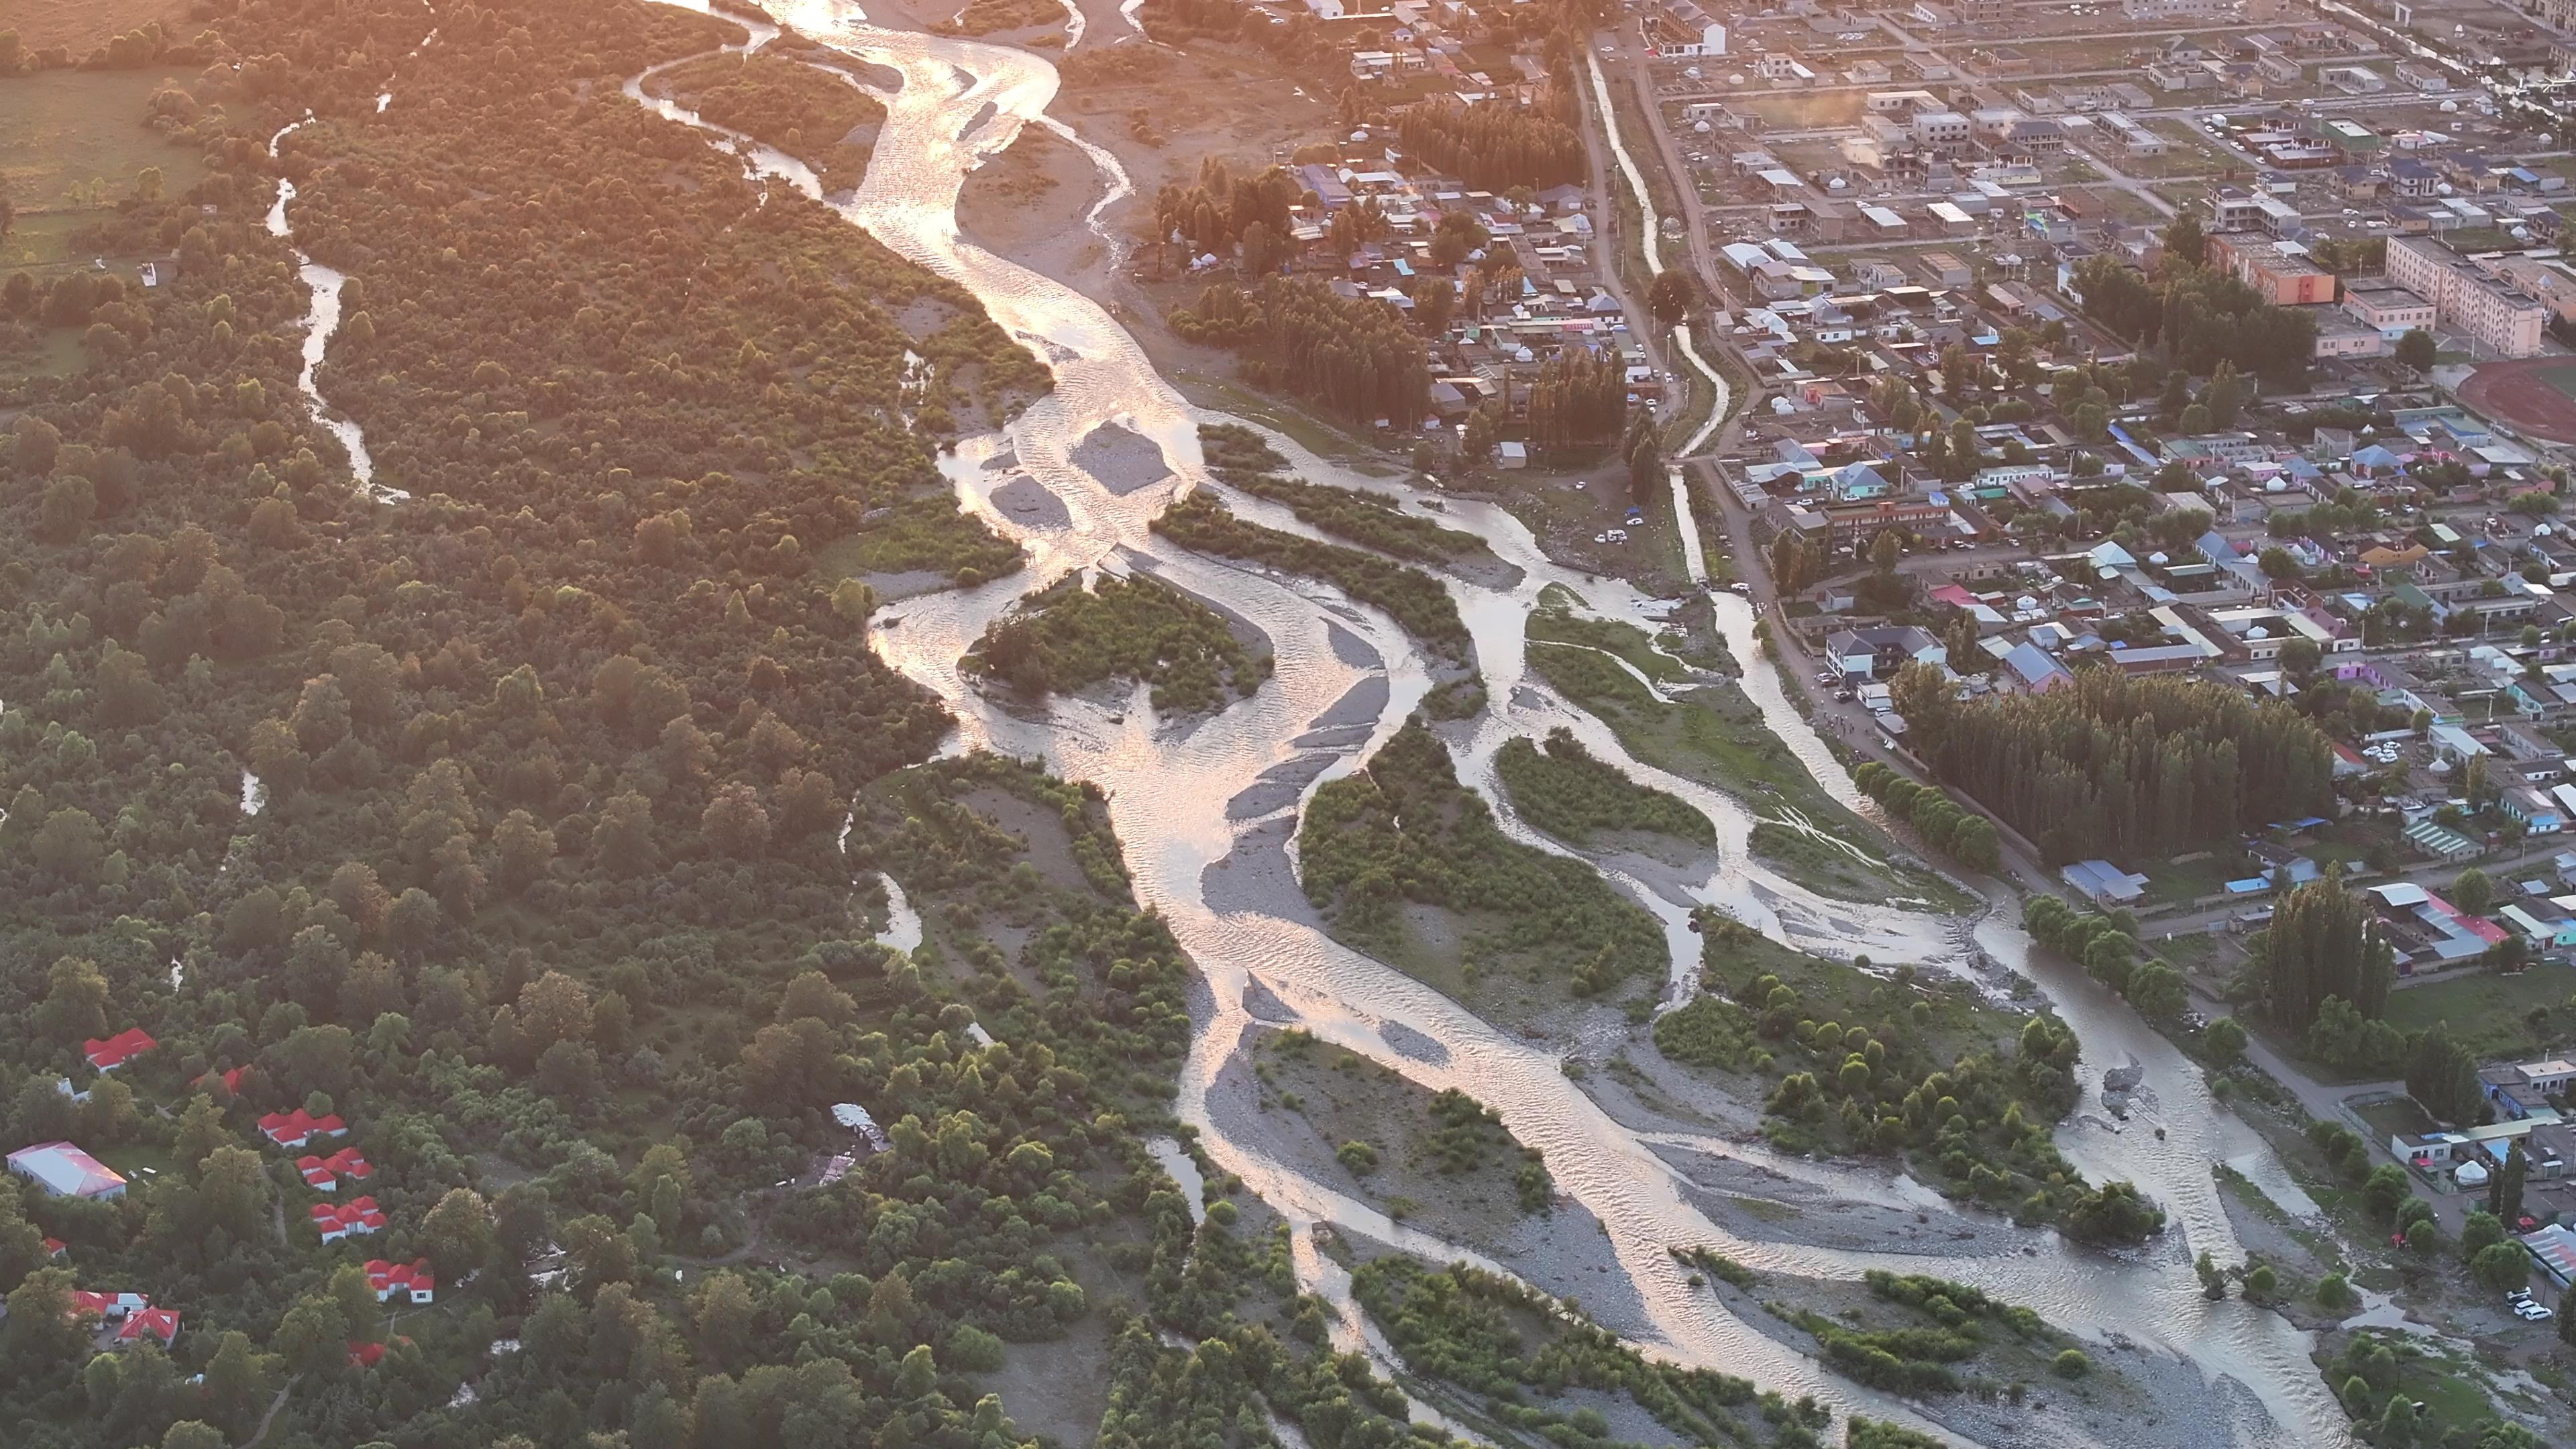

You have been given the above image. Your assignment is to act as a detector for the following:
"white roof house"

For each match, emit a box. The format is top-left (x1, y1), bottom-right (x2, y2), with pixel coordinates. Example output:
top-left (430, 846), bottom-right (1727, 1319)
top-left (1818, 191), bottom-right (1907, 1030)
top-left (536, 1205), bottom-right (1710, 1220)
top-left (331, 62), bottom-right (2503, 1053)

top-left (7, 1141), bottom-right (128, 1199)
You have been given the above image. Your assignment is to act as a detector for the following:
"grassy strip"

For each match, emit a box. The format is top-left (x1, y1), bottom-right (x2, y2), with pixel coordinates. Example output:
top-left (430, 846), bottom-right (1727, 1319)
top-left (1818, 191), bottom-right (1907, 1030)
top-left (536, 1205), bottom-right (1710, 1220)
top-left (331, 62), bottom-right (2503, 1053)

top-left (1152, 491), bottom-right (1471, 665)
top-left (969, 572), bottom-right (1270, 713)
top-left (1197, 423), bottom-right (1492, 564)
top-left (1496, 728), bottom-right (1713, 849)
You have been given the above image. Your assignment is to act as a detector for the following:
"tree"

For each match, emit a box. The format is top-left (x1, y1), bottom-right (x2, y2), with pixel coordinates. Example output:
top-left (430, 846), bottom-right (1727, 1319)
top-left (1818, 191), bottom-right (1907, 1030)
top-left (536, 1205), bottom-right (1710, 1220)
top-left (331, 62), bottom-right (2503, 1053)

top-left (2471, 1240), bottom-right (2530, 1293)
top-left (702, 782), bottom-right (772, 857)
top-left (2396, 327), bottom-right (2437, 372)
top-left (421, 1187), bottom-right (495, 1280)
top-left (38, 955), bottom-right (111, 1040)
top-left (2204, 1015), bottom-right (2246, 1066)
top-left (2163, 211), bottom-right (2207, 267)
top-left (2452, 867), bottom-right (2494, 916)
top-left (2462, 1209), bottom-right (2506, 1258)
top-left (2253, 871), bottom-right (2394, 1034)
top-left (2493, 1139), bottom-right (2528, 1225)
top-left (1648, 268), bottom-right (1698, 329)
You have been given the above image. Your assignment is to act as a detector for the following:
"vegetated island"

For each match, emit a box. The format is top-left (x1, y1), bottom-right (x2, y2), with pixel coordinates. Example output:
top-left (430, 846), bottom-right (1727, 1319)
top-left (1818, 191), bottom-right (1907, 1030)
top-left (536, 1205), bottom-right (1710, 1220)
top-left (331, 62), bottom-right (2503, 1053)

top-left (1635, 914), bottom-right (2165, 1247)
top-left (1676, 1252), bottom-right (2213, 1449)
top-left (1298, 719), bottom-right (1670, 1028)
top-left (1151, 490), bottom-right (1483, 716)
top-left (1345, 1252), bottom-right (1836, 1449)
top-left (968, 569), bottom-right (1273, 714)
top-left (1497, 726), bottom-right (1715, 854)
top-left (1525, 616), bottom-right (1963, 909)
top-left (642, 47), bottom-right (888, 193)
top-left (1232, 1028), bottom-right (1555, 1240)
top-left (1197, 423), bottom-right (1518, 585)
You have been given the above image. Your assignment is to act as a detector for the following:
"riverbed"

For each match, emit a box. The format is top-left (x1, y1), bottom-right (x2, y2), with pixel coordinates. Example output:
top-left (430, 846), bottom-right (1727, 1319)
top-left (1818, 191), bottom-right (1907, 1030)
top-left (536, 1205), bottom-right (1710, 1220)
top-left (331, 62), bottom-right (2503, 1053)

top-left (628, 4), bottom-right (2352, 1443)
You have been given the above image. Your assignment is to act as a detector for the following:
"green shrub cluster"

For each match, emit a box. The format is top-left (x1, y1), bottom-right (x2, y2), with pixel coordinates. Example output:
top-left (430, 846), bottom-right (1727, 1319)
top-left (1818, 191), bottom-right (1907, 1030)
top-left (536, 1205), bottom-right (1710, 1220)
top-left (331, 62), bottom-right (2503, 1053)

top-left (1298, 721), bottom-right (1667, 996)
top-left (1496, 728), bottom-right (1713, 848)
top-left (1198, 423), bottom-right (1491, 565)
top-left (1152, 493), bottom-right (1472, 666)
top-left (1850, 762), bottom-right (1998, 872)
top-left (972, 572), bottom-right (1271, 713)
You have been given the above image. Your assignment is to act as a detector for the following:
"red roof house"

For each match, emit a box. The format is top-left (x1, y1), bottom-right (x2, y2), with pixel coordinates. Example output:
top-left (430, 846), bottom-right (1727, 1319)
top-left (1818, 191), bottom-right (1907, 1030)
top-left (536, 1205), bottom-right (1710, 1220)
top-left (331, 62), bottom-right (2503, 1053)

top-left (117, 1307), bottom-right (180, 1348)
top-left (43, 1238), bottom-right (65, 1258)
top-left (312, 1196), bottom-right (386, 1243)
top-left (83, 1030), bottom-right (157, 1072)
top-left (197, 1067), bottom-right (246, 1097)
top-left (347, 1340), bottom-right (388, 1368)
top-left (71, 1289), bottom-right (150, 1320)
top-left (258, 1109), bottom-right (349, 1149)
top-left (297, 1147), bottom-right (372, 1192)
top-left (364, 1259), bottom-right (436, 1304)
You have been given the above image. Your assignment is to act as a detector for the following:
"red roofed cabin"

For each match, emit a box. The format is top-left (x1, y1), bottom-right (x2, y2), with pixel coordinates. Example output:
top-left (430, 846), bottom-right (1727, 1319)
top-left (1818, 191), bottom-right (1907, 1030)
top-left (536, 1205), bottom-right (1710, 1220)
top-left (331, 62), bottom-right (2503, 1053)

top-left (83, 1029), bottom-right (156, 1071)
top-left (366, 1258), bottom-right (436, 1304)
top-left (259, 1109), bottom-right (349, 1149)
top-left (71, 1289), bottom-right (150, 1320)
top-left (117, 1307), bottom-right (180, 1348)
top-left (312, 1196), bottom-right (386, 1242)
top-left (298, 1147), bottom-right (372, 1192)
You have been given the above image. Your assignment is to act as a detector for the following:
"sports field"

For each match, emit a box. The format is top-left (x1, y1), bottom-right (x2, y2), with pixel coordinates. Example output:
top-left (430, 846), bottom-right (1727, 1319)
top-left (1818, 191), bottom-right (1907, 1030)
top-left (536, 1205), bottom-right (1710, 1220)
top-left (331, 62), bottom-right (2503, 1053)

top-left (2457, 356), bottom-right (2576, 443)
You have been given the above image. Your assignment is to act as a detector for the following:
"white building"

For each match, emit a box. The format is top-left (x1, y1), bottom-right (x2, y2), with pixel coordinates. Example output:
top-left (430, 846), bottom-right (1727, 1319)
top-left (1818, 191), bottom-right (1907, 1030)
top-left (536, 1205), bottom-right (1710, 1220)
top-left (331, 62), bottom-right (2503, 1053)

top-left (7, 1140), bottom-right (128, 1199)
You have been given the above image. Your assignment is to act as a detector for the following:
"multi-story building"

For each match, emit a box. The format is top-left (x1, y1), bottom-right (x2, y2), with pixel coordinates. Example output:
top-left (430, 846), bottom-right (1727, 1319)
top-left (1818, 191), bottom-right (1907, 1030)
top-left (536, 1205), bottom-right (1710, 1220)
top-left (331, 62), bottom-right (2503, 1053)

top-left (1911, 110), bottom-right (1972, 150)
top-left (2385, 235), bottom-right (2548, 357)
top-left (2342, 277), bottom-right (2436, 337)
top-left (2491, 254), bottom-right (2576, 325)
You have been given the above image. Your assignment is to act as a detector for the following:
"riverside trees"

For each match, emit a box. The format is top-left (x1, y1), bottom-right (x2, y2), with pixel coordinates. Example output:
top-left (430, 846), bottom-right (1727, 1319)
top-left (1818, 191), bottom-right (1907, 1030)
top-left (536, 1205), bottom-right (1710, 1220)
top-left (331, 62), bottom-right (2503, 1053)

top-left (1394, 99), bottom-right (1585, 191)
top-left (1167, 276), bottom-right (1430, 427)
top-left (1892, 665), bottom-right (2334, 863)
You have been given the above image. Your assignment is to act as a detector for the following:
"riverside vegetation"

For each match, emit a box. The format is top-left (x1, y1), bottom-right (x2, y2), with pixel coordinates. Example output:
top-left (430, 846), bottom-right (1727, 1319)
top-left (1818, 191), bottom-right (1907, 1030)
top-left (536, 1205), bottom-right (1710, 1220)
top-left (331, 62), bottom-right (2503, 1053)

top-left (0, 1), bottom-right (1449, 1446)
top-left (1495, 728), bottom-right (1714, 850)
top-left (1348, 1257), bottom-right (1837, 1449)
top-left (1249, 1030), bottom-right (1554, 1221)
top-left (1195, 423), bottom-right (1494, 566)
top-left (1655, 916), bottom-right (2164, 1245)
top-left (1299, 720), bottom-right (1669, 1011)
top-left (970, 572), bottom-right (1272, 713)
top-left (641, 48), bottom-right (887, 191)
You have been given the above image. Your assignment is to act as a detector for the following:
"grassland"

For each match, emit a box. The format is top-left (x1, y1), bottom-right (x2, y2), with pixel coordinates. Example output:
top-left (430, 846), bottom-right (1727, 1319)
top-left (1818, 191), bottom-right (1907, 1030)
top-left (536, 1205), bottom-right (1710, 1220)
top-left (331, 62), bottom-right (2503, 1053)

top-left (2380, 963), bottom-right (2576, 1063)
top-left (6, 0), bottom-right (191, 55)
top-left (0, 68), bottom-right (209, 272)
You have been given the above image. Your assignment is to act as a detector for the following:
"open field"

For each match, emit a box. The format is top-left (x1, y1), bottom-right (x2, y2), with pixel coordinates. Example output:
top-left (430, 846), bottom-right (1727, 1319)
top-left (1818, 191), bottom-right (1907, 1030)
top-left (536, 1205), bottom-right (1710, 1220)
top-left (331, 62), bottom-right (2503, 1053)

top-left (5, 0), bottom-right (191, 56)
top-left (0, 68), bottom-right (209, 270)
top-left (2381, 961), bottom-right (2576, 1063)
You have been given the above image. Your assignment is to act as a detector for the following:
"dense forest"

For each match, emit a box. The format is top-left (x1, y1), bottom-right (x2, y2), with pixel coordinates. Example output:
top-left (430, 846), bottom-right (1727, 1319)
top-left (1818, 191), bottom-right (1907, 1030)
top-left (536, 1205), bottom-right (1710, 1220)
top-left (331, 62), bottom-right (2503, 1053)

top-left (969, 571), bottom-right (1271, 713)
top-left (2245, 871), bottom-right (2397, 1036)
top-left (1197, 424), bottom-right (1491, 566)
top-left (1517, 347), bottom-right (1629, 453)
top-left (642, 48), bottom-right (886, 193)
top-left (1150, 159), bottom-right (1302, 268)
top-left (1394, 100), bottom-right (1585, 191)
top-left (0, 0), bottom-right (1442, 1445)
top-left (1892, 666), bottom-right (2334, 864)
top-left (1495, 729), bottom-right (1714, 849)
top-left (1166, 278), bottom-right (1430, 427)
top-left (1298, 721), bottom-right (1670, 1000)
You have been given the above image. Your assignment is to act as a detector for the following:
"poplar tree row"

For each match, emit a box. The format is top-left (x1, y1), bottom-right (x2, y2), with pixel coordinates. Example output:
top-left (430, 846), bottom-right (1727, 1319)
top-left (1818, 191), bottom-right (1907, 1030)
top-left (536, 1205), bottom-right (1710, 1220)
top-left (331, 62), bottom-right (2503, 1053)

top-left (1894, 665), bottom-right (2334, 865)
top-left (1167, 277), bottom-right (1431, 425)
top-left (1395, 100), bottom-right (1585, 191)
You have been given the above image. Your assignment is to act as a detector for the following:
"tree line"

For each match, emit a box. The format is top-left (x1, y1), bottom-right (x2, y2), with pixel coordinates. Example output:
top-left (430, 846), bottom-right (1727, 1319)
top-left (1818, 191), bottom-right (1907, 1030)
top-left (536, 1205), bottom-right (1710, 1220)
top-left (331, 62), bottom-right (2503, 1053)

top-left (1167, 276), bottom-right (1430, 427)
top-left (2071, 253), bottom-right (2317, 386)
top-left (1892, 666), bottom-right (2335, 865)
top-left (1395, 99), bottom-right (1585, 191)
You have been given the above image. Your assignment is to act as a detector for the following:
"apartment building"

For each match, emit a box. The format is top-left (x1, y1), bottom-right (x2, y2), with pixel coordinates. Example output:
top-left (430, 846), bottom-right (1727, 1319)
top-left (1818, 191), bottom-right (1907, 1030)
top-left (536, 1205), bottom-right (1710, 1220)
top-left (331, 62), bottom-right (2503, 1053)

top-left (2491, 254), bottom-right (2576, 325)
top-left (2342, 277), bottom-right (2436, 337)
top-left (2385, 235), bottom-right (2548, 358)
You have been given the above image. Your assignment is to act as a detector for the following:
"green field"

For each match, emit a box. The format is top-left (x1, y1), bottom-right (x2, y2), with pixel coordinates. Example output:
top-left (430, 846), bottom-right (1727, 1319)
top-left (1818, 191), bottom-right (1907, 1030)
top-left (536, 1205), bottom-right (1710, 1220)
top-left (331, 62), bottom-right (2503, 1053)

top-left (2538, 363), bottom-right (2576, 401)
top-left (2380, 962), bottom-right (2576, 1064)
top-left (2352, 1094), bottom-right (2439, 1143)
top-left (0, 68), bottom-right (209, 270)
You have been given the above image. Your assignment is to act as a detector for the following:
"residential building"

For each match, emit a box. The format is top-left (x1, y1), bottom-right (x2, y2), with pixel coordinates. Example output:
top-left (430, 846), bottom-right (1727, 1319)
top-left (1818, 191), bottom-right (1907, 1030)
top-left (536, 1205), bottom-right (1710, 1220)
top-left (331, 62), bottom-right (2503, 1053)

top-left (6, 1141), bottom-right (128, 1200)
top-left (2343, 278), bottom-right (2436, 337)
top-left (366, 1259), bottom-right (439, 1305)
top-left (1822, 625), bottom-right (1945, 681)
top-left (2100, 112), bottom-right (2167, 157)
top-left (2384, 235), bottom-right (2548, 358)
top-left (2491, 254), bottom-right (2576, 325)
top-left (1911, 110), bottom-right (1972, 150)
top-left (313, 1195), bottom-right (388, 1243)
top-left (82, 1029), bottom-right (156, 1072)
top-left (258, 1108), bottom-right (351, 1149)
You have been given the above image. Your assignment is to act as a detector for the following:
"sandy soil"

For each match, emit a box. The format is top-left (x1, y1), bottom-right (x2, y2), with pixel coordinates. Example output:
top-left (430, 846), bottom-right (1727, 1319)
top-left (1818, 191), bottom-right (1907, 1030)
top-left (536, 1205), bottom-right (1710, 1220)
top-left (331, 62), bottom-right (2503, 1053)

top-left (1069, 420), bottom-right (1171, 494)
